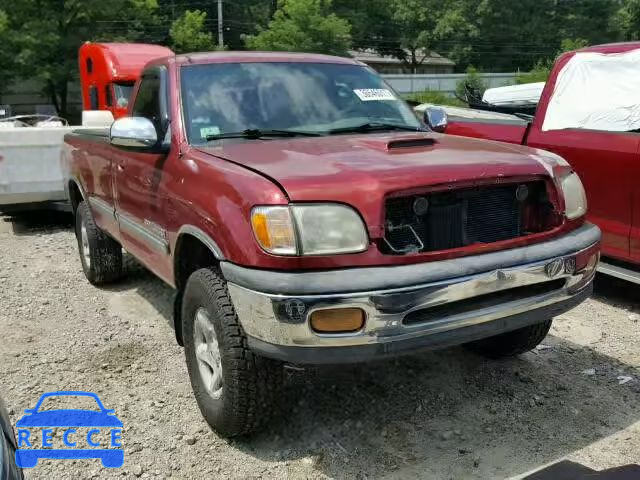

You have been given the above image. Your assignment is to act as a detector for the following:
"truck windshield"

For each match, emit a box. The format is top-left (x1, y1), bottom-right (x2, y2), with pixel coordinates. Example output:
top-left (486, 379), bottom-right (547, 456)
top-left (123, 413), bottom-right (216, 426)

top-left (180, 62), bottom-right (422, 144)
top-left (113, 82), bottom-right (134, 108)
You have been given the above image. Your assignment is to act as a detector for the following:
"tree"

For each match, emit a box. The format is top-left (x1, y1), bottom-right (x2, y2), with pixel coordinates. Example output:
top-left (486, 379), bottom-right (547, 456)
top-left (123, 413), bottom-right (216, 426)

top-left (170, 10), bottom-right (215, 53)
top-left (244, 0), bottom-right (352, 56)
top-left (159, 0), bottom-right (273, 50)
top-left (332, 0), bottom-right (397, 52)
top-left (465, 0), bottom-right (560, 72)
top-left (455, 66), bottom-right (487, 99)
top-left (556, 0), bottom-right (620, 46)
top-left (371, 0), bottom-right (476, 72)
top-left (614, 0), bottom-right (640, 40)
top-left (515, 38), bottom-right (589, 84)
top-left (0, 0), bottom-right (160, 118)
top-left (0, 10), bottom-right (15, 95)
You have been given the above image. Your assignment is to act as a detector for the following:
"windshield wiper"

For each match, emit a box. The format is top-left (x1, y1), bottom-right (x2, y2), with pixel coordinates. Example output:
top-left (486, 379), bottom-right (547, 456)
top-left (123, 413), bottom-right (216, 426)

top-left (206, 128), bottom-right (322, 141)
top-left (328, 122), bottom-right (426, 135)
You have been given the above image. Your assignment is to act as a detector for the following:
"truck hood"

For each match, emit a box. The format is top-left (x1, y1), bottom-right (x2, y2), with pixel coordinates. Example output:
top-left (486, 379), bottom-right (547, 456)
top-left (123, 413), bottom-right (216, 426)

top-left (197, 132), bottom-right (553, 200)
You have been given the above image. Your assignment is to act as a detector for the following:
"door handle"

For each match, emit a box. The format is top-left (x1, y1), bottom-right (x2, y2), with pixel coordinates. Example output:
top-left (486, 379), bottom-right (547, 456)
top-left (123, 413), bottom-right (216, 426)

top-left (116, 164), bottom-right (125, 172)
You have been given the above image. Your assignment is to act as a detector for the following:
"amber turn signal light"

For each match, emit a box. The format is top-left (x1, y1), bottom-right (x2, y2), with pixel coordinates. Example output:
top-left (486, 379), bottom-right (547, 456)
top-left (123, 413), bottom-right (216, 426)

top-left (310, 308), bottom-right (365, 333)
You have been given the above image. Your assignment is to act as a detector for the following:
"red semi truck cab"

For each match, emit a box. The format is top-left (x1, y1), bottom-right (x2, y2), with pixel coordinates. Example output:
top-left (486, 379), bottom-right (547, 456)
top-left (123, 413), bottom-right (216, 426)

top-left (427, 42), bottom-right (640, 280)
top-left (79, 42), bottom-right (173, 119)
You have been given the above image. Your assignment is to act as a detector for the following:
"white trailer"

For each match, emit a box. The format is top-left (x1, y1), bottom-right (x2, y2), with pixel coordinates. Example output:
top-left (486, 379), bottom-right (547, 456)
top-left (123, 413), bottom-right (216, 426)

top-left (0, 113), bottom-right (112, 213)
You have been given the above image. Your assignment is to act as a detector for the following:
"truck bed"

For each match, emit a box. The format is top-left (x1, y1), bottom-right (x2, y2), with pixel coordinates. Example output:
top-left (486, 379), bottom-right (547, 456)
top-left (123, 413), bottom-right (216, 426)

top-left (415, 104), bottom-right (530, 145)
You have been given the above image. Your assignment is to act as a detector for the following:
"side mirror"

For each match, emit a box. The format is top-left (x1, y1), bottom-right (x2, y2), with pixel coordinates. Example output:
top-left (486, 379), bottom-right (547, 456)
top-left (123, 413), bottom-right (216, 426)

top-left (423, 107), bottom-right (448, 133)
top-left (23, 409), bottom-right (35, 414)
top-left (110, 117), bottom-right (158, 150)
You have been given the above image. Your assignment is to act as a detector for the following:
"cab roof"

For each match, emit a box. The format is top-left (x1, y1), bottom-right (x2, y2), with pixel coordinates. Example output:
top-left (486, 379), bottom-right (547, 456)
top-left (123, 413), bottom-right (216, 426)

top-left (577, 41), bottom-right (640, 54)
top-left (174, 51), bottom-right (362, 66)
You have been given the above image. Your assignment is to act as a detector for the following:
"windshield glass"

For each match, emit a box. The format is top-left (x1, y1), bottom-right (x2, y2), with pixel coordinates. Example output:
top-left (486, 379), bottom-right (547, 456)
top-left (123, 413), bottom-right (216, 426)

top-left (113, 82), bottom-right (134, 109)
top-left (180, 62), bottom-right (421, 144)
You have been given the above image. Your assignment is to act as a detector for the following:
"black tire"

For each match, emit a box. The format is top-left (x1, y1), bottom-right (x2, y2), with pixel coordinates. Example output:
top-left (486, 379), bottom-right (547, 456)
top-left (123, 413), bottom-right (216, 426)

top-left (75, 201), bottom-right (123, 285)
top-left (465, 319), bottom-right (553, 358)
top-left (182, 267), bottom-right (283, 437)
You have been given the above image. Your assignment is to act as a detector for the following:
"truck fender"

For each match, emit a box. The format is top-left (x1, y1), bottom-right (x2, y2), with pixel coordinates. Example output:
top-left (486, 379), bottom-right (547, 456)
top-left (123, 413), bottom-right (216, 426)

top-left (172, 225), bottom-right (226, 346)
top-left (66, 177), bottom-right (88, 215)
top-left (176, 225), bottom-right (226, 261)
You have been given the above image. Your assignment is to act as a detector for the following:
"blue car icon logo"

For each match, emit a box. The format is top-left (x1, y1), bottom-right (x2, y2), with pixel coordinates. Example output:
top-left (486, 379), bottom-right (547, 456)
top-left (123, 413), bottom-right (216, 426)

top-left (15, 391), bottom-right (123, 468)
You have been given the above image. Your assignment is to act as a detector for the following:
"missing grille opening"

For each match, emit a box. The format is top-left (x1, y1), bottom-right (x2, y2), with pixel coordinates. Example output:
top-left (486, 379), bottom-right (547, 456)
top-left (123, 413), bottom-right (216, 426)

top-left (381, 181), bottom-right (558, 255)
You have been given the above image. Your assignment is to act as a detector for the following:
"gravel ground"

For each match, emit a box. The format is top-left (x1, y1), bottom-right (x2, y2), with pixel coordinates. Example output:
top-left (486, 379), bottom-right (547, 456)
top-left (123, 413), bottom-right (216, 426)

top-left (1, 212), bottom-right (639, 480)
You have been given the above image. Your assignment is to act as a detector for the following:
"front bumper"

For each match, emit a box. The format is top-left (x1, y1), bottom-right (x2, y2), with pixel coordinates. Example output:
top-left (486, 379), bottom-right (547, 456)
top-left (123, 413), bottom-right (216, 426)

top-left (222, 223), bottom-right (600, 364)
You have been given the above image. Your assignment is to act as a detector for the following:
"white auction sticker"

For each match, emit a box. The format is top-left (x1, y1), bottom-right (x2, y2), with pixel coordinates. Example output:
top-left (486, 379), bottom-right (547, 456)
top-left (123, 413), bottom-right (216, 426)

top-left (353, 88), bottom-right (396, 101)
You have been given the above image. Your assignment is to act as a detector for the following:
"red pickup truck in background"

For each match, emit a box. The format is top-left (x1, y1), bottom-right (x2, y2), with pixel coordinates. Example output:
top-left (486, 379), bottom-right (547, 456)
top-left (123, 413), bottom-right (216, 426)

top-left (425, 42), bottom-right (640, 283)
top-left (63, 51), bottom-right (600, 436)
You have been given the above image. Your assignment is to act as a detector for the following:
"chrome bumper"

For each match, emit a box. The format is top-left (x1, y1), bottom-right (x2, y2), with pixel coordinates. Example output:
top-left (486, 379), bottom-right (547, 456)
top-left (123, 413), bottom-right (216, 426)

top-left (223, 224), bottom-right (600, 364)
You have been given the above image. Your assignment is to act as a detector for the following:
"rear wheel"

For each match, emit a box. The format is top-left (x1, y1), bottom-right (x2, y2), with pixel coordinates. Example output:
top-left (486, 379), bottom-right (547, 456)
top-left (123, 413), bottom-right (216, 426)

top-left (182, 267), bottom-right (283, 437)
top-left (75, 201), bottom-right (123, 285)
top-left (465, 319), bottom-right (553, 358)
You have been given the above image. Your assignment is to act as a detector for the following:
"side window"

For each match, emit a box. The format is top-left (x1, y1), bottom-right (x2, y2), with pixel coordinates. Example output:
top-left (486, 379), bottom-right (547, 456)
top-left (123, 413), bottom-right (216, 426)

top-left (89, 86), bottom-right (98, 110)
top-left (105, 84), bottom-right (113, 107)
top-left (132, 74), bottom-right (161, 125)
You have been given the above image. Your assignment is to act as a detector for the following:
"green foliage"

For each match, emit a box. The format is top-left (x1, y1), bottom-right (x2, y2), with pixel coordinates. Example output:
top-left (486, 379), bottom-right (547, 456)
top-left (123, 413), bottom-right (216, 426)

top-left (160, 0), bottom-right (273, 51)
top-left (0, 0), bottom-right (160, 116)
top-left (614, 0), bottom-right (640, 39)
top-left (382, 0), bottom-right (475, 71)
top-left (405, 91), bottom-right (465, 107)
top-left (559, 38), bottom-right (589, 52)
top-left (0, 0), bottom-right (638, 116)
top-left (515, 60), bottom-right (552, 84)
top-left (244, 0), bottom-right (352, 56)
top-left (514, 38), bottom-right (589, 85)
top-left (0, 10), bottom-right (14, 93)
top-left (331, 0), bottom-right (395, 51)
top-left (170, 10), bottom-right (215, 53)
top-left (556, 0), bottom-right (619, 46)
top-left (455, 66), bottom-right (487, 99)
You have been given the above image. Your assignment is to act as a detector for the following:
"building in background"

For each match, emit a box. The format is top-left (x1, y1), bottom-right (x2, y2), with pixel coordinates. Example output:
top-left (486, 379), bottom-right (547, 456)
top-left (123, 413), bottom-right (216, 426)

top-left (350, 49), bottom-right (455, 74)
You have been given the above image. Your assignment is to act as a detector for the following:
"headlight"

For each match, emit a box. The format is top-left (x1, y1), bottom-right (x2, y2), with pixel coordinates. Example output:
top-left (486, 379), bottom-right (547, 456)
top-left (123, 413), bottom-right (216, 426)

top-left (292, 204), bottom-right (369, 255)
top-left (251, 204), bottom-right (368, 256)
top-left (559, 172), bottom-right (587, 220)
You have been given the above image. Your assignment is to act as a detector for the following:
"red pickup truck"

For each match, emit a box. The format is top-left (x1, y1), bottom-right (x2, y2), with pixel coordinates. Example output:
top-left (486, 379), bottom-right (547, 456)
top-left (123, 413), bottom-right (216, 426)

top-left (426, 42), bottom-right (640, 283)
top-left (63, 51), bottom-right (600, 436)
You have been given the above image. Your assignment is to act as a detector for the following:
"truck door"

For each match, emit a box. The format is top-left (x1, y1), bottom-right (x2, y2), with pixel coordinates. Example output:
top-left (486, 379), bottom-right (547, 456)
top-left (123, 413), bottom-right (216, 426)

top-left (527, 124), bottom-right (637, 263)
top-left (112, 66), bottom-right (173, 281)
top-left (85, 136), bottom-right (120, 236)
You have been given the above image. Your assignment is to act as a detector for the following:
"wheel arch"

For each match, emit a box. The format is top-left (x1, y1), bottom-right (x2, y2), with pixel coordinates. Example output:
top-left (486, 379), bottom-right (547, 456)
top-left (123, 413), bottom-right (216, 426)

top-left (172, 226), bottom-right (226, 346)
top-left (67, 178), bottom-right (86, 216)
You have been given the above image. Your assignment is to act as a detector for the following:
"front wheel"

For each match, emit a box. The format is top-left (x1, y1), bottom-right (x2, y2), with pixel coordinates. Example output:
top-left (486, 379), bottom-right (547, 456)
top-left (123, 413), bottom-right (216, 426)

top-left (465, 319), bottom-right (553, 358)
top-left (182, 267), bottom-right (284, 437)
